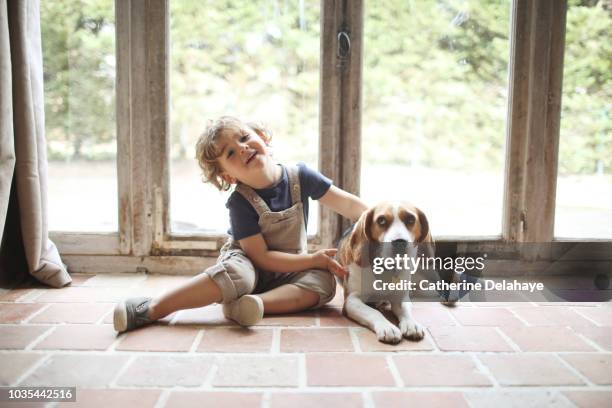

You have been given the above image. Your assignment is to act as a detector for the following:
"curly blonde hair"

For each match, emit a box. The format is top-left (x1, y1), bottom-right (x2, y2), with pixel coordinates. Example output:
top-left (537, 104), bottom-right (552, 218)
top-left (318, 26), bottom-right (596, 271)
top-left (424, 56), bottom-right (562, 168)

top-left (195, 116), bottom-right (272, 191)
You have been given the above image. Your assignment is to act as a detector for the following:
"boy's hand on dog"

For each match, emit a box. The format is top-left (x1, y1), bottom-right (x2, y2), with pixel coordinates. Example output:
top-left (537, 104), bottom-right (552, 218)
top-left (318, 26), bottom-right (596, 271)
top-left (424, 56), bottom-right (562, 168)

top-left (311, 249), bottom-right (348, 279)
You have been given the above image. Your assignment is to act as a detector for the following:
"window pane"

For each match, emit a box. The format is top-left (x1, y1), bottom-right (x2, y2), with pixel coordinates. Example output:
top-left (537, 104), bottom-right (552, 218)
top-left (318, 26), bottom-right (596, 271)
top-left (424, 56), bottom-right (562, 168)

top-left (361, 1), bottom-right (510, 236)
top-left (170, 1), bottom-right (320, 234)
top-left (555, 1), bottom-right (612, 239)
top-left (42, 0), bottom-right (117, 231)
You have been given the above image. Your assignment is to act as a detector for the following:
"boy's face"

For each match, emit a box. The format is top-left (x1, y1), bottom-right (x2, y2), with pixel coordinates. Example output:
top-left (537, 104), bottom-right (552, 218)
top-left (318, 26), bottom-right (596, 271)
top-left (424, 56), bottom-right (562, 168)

top-left (216, 126), bottom-right (274, 185)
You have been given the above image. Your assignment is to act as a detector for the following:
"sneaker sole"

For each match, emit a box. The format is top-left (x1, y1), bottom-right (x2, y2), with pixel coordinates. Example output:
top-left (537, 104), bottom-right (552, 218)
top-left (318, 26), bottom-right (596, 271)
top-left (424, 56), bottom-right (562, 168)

top-left (113, 301), bottom-right (128, 332)
top-left (228, 295), bottom-right (264, 326)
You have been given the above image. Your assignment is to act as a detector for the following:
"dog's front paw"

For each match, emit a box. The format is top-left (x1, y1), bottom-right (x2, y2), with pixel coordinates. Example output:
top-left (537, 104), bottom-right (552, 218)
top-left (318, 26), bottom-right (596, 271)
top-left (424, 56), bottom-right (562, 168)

top-left (374, 323), bottom-right (402, 344)
top-left (399, 320), bottom-right (425, 341)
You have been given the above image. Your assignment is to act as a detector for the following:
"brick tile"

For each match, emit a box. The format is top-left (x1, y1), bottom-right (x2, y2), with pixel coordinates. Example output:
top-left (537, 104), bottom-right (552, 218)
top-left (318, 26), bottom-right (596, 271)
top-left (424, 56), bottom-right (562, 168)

top-left (357, 328), bottom-right (434, 352)
top-left (34, 325), bottom-right (116, 351)
top-left (511, 306), bottom-right (595, 328)
top-left (82, 273), bottom-right (147, 287)
top-left (36, 287), bottom-right (133, 303)
top-left (281, 328), bottom-right (353, 352)
top-left (306, 354), bottom-right (395, 387)
top-left (563, 391), bottom-right (612, 408)
top-left (574, 326), bottom-right (612, 351)
top-left (319, 307), bottom-right (359, 327)
top-left (15, 290), bottom-right (45, 303)
top-left (117, 355), bottom-right (213, 387)
top-left (116, 325), bottom-right (199, 352)
top-left (141, 274), bottom-right (192, 285)
top-left (165, 392), bottom-right (262, 408)
top-left (393, 355), bottom-right (491, 387)
top-left (450, 307), bottom-right (523, 327)
top-left (429, 326), bottom-right (513, 351)
top-left (103, 311), bottom-right (114, 324)
top-left (67, 274), bottom-right (96, 286)
top-left (213, 355), bottom-right (298, 387)
top-left (461, 287), bottom-right (529, 302)
top-left (479, 354), bottom-right (583, 386)
top-left (56, 389), bottom-right (161, 408)
top-left (372, 391), bottom-right (469, 408)
top-left (255, 311), bottom-right (317, 327)
top-left (466, 390), bottom-right (573, 408)
top-left (21, 354), bottom-right (129, 387)
top-left (411, 304), bottom-right (456, 326)
top-left (573, 307), bottom-right (612, 326)
top-left (0, 281), bottom-right (47, 301)
top-left (500, 326), bottom-right (595, 352)
top-left (0, 401), bottom-right (46, 408)
top-left (462, 301), bottom-right (527, 308)
top-left (34, 287), bottom-right (93, 302)
top-left (197, 327), bottom-right (272, 353)
top-left (173, 304), bottom-right (232, 326)
top-left (562, 353), bottom-right (612, 385)
top-left (139, 274), bottom-right (193, 292)
top-left (0, 303), bottom-right (46, 323)
top-left (0, 288), bottom-right (34, 302)
top-left (270, 392), bottom-right (363, 408)
top-left (0, 352), bottom-right (45, 386)
top-left (30, 303), bottom-right (112, 324)
top-left (537, 302), bottom-right (601, 307)
top-left (0, 325), bottom-right (51, 349)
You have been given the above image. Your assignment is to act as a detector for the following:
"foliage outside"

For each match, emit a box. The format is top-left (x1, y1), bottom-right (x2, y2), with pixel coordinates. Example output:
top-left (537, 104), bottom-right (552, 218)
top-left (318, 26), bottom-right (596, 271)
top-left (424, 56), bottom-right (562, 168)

top-left (41, 0), bottom-right (611, 176)
top-left (41, 0), bottom-right (115, 161)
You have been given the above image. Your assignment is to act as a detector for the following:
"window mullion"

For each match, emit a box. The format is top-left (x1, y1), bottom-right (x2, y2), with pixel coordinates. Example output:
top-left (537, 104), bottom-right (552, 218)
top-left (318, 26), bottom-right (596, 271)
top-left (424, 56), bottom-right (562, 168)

top-left (319, 0), bottom-right (344, 248)
top-left (339, 0), bottom-right (363, 233)
top-left (115, 0), bottom-right (133, 255)
top-left (147, 0), bottom-right (170, 254)
top-left (319, 0), bottom-right (364, 247)
top-left (116, 0), bottom-right (169, 256)
top-left (503, 0), bottom-right (567, 243)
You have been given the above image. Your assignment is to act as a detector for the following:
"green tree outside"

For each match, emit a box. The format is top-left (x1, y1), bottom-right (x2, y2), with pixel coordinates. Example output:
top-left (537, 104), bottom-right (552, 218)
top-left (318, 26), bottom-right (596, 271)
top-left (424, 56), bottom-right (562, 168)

top-left (41, 0), bottom-right (115, 161)
top-left (41, 0), bottom-right (610, 175)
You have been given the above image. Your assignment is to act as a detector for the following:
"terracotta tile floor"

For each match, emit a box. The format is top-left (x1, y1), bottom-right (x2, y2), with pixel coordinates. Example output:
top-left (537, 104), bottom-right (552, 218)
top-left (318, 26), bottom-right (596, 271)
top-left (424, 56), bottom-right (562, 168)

top-left (1, 273), bottom-right (611, 408)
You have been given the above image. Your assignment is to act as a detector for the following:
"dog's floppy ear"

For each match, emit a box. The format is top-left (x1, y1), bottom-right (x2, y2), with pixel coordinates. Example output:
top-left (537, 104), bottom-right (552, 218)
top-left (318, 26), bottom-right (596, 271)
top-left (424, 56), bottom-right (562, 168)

top-left (415, 207), bottom-right (432, 243)
top-left (344, 207), bottom-right (374, 267)
top-left (415, 207), bottom-right (435, 260)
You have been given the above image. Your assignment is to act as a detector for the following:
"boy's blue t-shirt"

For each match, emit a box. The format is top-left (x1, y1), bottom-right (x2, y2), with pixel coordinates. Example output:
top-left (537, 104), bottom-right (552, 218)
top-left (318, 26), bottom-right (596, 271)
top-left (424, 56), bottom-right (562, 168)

top-left (226, 163), bottom-right (332, 241)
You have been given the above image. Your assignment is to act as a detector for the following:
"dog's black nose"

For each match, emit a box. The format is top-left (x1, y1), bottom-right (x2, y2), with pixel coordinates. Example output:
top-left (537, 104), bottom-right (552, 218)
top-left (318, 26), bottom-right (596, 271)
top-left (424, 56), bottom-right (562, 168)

top-left (391, 239), bottom-right (408, 252)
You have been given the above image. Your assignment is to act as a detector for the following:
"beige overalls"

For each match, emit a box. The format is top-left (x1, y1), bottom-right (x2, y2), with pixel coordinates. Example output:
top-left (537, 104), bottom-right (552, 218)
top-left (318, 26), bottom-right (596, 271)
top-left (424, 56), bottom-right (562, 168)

top-left (203, 165), bottom-right (336, 308)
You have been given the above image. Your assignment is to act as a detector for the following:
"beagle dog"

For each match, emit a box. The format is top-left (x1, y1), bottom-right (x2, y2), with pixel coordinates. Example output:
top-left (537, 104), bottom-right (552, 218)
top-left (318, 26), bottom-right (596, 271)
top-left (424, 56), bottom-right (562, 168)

top-left (337, 202), bottom-right (433, 344)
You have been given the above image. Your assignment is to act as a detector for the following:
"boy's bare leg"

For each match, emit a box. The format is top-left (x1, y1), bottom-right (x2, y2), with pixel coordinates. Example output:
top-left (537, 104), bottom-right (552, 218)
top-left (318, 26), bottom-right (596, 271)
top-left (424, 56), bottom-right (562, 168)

top-left (148, 274), bottom-right (223, 320)
top-left (257, 284), bottom-right (319, 314)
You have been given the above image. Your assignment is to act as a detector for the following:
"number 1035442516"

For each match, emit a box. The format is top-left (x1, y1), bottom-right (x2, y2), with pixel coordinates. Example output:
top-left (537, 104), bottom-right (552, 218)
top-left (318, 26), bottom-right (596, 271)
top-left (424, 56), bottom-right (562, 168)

top-left (1, 387), bottom-right (76, 402)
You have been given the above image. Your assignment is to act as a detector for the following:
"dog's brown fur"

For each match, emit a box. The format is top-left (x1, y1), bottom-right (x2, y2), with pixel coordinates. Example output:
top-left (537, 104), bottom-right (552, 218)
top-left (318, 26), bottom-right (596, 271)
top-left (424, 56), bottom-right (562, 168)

top-left (338, 202), bottom-right (433, 267)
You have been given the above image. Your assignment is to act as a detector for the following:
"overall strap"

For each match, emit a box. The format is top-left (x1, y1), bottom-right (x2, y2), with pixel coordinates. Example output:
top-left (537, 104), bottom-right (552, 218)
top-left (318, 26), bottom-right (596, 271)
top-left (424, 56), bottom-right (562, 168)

top-left (287, 166), bottom-right (301, 205)
top-left (235, 183), bottom-right (270, 216)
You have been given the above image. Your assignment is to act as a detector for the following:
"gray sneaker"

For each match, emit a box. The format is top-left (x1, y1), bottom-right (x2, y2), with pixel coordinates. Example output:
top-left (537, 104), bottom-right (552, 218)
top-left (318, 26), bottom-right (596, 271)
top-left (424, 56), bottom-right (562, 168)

top-left (113, 297), bottom-right (153, 332)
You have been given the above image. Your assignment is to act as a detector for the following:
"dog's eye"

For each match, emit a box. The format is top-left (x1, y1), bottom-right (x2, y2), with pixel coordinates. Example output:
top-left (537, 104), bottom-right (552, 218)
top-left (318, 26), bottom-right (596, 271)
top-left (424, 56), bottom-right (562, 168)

top-left (405, 215), bottom-right (416, 225)
top-left (376, 216), bottom-right (387, 226)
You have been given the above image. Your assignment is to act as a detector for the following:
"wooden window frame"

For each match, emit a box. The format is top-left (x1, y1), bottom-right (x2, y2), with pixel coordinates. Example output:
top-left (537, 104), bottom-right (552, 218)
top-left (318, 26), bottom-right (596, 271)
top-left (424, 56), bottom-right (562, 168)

top-left (503, 0), bottom-right (566, 244)
top-left (54, 0), bottom-right (607, 275)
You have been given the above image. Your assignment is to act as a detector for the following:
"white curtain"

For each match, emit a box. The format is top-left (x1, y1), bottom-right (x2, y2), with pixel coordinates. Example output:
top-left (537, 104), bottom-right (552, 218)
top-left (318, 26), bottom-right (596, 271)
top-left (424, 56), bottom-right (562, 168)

top-left (0, 0), bottom-right (70, 287)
